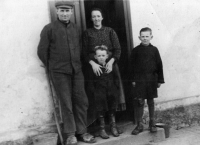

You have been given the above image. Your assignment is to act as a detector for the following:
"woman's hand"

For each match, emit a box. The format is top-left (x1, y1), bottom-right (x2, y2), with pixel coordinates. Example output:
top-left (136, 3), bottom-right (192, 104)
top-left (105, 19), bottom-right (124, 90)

top-left (106, 58), bottom-right (115, 73)
top-left (89, 60), bottom-right (102, 76)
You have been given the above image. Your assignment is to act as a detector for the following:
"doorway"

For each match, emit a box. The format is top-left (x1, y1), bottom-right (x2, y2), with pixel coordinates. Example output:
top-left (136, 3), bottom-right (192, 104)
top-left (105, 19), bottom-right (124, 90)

top-left (48, 0), bottom-right (134, 124)
top-left (83, 0), bottom-right (134, 123)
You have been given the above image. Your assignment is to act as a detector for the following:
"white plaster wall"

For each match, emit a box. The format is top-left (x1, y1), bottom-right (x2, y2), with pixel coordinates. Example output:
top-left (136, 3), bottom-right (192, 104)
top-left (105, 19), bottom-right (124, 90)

top-left (0, 0), bottom-right (53, 141)
top-left (130, 0), bottom-right (200, 102)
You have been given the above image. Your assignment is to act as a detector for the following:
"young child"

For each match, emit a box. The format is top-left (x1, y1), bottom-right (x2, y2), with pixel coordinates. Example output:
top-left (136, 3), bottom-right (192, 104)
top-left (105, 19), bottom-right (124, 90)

top-left (129, 27), bottom-right (165, 135)
top-left (90, 45), bottom-right (120, 139)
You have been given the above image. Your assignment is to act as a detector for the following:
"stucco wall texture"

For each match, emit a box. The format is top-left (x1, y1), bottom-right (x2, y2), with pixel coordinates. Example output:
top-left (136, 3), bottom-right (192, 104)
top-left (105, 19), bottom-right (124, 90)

top-left (1, 0), bottom-right (200, 143)
top-left (0, 0), bottom-right (54, 141)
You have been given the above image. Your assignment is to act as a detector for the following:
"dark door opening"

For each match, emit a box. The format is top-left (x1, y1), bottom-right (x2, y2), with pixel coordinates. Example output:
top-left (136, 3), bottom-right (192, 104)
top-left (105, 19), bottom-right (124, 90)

top-left (83, 0), bottom-right (134, 124)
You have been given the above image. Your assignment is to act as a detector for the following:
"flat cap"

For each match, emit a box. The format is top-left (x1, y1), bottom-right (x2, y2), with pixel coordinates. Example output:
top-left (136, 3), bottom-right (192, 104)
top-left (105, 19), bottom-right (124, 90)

top-left (55, 0), bottom-right (74, 9)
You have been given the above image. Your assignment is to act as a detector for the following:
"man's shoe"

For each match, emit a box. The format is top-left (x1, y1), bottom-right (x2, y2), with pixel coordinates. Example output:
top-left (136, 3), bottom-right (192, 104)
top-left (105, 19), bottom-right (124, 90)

top-left (77, 133), bottom-right (96, 143)
top-left (65, 135), bottom-right (77, 145)
top-left (149, 120), bottom-right (157, 133)
top-left (131, 124), bottom-right (144, 135)
top-left (99, 129), bottom-right (109, 139)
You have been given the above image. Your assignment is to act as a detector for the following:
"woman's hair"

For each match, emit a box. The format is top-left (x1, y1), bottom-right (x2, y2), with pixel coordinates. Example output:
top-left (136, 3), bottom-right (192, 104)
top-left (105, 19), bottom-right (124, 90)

top-left (94, 45), bottom-right (108, 54)
top-left (90, 7), bottom-right (104, 18)
top-left (140, 27), bottom-right (152, 35)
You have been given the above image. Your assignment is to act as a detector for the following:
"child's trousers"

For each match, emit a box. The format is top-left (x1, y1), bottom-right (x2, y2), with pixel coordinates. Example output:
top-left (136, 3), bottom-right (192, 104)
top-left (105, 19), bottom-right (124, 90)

top-left (134, 98), bottom-right (155, 123)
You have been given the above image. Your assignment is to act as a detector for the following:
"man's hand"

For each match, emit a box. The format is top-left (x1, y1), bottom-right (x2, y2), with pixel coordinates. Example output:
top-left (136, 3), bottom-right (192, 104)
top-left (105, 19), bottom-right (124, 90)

top-left (157, 83), bottom-right (161, 88)
top-left (89, 60), bottom-right (102, 76)
top-left (132, 82), bottom-right (136, 87)
top-left (106, 58), bottom-right (115, 73)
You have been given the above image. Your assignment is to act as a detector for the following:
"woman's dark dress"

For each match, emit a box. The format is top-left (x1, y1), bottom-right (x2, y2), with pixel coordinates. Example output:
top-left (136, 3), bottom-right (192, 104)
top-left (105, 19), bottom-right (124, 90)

top-left (83, 26), bottom-right (126, 120)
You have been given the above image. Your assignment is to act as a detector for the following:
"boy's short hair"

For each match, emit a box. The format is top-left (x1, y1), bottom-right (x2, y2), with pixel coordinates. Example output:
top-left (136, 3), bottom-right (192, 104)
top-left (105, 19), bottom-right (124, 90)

top-left (140, 27), bottom-right (152, 35)
top-left (94, 45), bottom-right (108, 54)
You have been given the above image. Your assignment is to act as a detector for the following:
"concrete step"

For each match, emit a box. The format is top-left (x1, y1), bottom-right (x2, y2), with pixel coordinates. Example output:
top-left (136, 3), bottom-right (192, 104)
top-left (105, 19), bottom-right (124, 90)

top-left (79, 123), bottom-right (165, 145)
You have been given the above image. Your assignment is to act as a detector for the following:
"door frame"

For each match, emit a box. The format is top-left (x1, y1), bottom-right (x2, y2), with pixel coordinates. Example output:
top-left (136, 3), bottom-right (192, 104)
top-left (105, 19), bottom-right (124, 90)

top-left (123, 0), bottom-right (134, 56)
top-left (49, 0), bottom-right (83, 29)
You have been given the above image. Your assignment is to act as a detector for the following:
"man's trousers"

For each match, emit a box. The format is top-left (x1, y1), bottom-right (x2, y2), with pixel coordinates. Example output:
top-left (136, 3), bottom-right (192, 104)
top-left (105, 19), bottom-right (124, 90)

top-left (50, 71), bottom-right (88, 136)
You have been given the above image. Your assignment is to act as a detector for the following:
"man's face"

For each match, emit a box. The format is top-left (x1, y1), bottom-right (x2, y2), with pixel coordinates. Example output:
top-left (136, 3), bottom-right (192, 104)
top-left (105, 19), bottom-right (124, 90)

top-left (139, 31), bottom-right (153, 46)
top-left (57, 8), bottom-right (73, 22)
top-left (91, 10), bottom-right (103, 27)
top-left (94, 50), bottom-right (108, 65)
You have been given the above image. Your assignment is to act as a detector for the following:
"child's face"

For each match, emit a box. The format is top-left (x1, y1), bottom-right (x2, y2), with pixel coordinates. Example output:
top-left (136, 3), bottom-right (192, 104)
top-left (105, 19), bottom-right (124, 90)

top-left (94, 50), bottom-right (108, 65)
top-left (139, 31), bottom-right (153, 46)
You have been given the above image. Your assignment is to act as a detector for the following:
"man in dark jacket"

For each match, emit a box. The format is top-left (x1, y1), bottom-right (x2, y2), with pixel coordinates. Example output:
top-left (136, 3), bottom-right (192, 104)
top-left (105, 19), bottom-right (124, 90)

top-left (37, 1), bottom-right (96, 145)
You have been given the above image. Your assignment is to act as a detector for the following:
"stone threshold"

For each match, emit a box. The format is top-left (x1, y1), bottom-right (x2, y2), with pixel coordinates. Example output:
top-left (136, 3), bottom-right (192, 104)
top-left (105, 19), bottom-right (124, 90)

top-left (79, 123), bottom-right (165, 145)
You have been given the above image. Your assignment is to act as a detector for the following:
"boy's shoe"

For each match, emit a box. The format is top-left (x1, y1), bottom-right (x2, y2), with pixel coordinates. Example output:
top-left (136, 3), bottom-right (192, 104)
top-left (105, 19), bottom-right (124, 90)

top-left (65, 135), bottom-right (77, 145)
top-left (131, 124), bottom-right (144, 135)
top-left (110, 123), bottom-right (119, 137)
top-left (99, 116), bottom-right (109, 139)
top-left (117, 127), bottom-right (123, 134)
top-left (109, 114), bottom-right (119, 137)
top-left (149, 120), bottom-right (157, 133)
top-left (99, 129), bottom-right (109, 139)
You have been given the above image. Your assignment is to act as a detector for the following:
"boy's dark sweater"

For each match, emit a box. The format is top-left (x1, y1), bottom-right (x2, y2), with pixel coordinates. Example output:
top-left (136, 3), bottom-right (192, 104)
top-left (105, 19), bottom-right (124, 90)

top-left (130, 43), bottom-right (164, 83)
top-left (87, 63), bottom-right (119, 112)
top-left (129, 43), bottom-right (164, 99)
top-left (94, 64), bottom-right (116, 88)
top-left (88, 62), bottom-right (119, 96)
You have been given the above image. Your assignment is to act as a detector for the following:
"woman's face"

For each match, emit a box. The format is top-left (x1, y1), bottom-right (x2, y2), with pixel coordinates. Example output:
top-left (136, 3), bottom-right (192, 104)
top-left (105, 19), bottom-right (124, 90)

top-left (91, 10), bottom-right (103, 27)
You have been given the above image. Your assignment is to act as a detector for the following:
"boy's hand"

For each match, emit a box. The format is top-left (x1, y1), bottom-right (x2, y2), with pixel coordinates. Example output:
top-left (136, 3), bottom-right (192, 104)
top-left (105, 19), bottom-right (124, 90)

top-left (157, 83), bottom-right (161, 88)
top-left (132, 82), bottom-right (136, 87)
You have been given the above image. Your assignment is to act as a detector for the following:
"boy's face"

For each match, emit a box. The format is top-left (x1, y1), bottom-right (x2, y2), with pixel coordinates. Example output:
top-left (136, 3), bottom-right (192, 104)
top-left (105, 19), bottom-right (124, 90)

top-left (139, 31), bottom-right (153, 46)
top-left (94, 50), bottom-right (108, 65)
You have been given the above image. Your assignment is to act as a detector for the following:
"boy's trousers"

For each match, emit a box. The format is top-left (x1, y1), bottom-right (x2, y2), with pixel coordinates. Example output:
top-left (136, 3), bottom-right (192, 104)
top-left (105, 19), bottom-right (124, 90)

top-left (134, 98), bottom-right (155, 123)
top-left (50, 71), bottom-right (88, 136)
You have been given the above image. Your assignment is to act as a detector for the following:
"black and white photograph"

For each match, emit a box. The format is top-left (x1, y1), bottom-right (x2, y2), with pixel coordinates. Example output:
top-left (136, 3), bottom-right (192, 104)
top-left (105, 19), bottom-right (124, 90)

top-left (1, 0), bottom-right (200, 145)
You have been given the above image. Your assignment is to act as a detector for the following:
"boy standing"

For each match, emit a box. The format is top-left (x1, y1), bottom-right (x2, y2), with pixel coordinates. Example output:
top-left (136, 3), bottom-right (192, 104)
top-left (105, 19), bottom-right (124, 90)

top-left (90, 45), bottom-right (120, 139)
top-left (130, 27), bottom-right (165, 135)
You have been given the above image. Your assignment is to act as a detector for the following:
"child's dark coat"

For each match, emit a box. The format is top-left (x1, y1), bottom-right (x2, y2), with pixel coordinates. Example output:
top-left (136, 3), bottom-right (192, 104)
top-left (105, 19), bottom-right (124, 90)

top-left (130, 44), bottom-right (165, 99)
top-left (89, 65), bottom-right (119, 112)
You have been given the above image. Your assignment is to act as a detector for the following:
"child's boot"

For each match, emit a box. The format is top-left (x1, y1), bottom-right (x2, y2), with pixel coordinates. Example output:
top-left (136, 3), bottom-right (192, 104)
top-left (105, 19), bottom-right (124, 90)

top-left (109, 114), bottom-right (119, 137)
top-left (132, 98), bottom-right (144, 135)
top-left (149, 119), bottom-right (157, 133)
top-left (131, 121), bottom-right (144, 135)
top-left (99, 116), bottom-right (109, 139)
top-left (148, 99), bottom-right (157, 133)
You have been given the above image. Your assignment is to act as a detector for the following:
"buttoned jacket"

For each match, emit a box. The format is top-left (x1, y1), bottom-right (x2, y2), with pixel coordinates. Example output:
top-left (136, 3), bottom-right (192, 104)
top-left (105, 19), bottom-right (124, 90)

top-left (38, 20), bottom-right (82, 74)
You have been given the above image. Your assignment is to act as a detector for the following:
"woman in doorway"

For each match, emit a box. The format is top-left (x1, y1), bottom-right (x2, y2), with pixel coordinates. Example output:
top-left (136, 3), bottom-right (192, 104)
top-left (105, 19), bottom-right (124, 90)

top-left (82, 8), bottom-right (125, 139)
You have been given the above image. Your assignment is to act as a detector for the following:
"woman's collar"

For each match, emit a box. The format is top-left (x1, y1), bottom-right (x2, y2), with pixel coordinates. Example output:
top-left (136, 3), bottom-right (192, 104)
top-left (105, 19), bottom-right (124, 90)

top-left (93, 25), bottom-right (104, 31)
